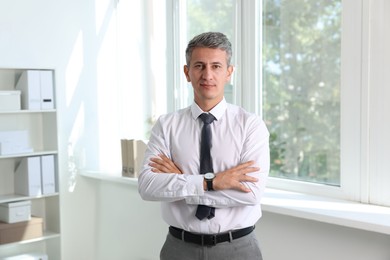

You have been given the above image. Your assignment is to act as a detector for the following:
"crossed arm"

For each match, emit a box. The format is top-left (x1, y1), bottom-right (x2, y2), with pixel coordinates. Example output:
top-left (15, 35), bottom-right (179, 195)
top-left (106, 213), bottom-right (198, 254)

top-left (138, 115), bottom-right (270, 206)
top-left (149, 154), bottom-right (259, 193)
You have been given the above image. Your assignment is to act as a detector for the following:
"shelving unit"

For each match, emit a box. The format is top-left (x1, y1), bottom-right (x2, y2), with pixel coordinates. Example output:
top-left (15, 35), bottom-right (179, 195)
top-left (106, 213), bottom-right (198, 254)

top-left (0, 68), bottom-right (61, 259)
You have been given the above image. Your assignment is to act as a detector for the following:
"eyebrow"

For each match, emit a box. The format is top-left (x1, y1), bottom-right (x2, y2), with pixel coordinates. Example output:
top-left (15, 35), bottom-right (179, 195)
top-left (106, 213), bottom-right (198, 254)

top-left (192, 61), bottom-right (224, 66)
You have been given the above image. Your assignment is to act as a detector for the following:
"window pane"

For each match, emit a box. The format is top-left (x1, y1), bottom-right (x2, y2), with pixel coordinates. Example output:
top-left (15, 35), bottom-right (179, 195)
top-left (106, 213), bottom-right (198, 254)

top-left (262, 0), bottom-right (341, 185)
top-left (183, 0), bottom-right (237, 106)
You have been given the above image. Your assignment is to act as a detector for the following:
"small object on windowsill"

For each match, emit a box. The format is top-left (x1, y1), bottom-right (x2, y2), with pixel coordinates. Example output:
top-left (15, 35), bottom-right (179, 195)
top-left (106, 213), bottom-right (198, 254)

top-left (120, 139), bottom-right (147, 178)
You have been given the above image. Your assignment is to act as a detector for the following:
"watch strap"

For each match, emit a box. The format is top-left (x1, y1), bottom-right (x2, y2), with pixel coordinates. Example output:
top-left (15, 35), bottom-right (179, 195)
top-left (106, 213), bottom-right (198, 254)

top-left (206, 178), bottom-right (213, 191)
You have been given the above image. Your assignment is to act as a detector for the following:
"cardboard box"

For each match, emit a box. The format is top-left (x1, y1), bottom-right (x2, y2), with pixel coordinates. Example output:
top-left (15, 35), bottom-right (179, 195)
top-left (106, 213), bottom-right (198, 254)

top-left (0, 217), bottom-right (43, 244)
top-left (0, 201), bottom-right (31, 223)
top-left (0, 90), bottom-right (21, 111)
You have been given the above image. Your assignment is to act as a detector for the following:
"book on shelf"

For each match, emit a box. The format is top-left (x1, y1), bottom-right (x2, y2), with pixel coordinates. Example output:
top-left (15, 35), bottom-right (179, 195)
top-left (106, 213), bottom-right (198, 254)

top-left (14, 155), bottom-right (57, 197)
top-left (15, 70), bottom-right (54, 110)
top-left (14, 156), bottom-right (42, 197)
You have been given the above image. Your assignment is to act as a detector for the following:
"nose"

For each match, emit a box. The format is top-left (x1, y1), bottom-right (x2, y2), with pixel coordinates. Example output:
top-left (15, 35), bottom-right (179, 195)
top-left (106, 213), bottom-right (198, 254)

top-left (202, 66), bottom-right (213, 80)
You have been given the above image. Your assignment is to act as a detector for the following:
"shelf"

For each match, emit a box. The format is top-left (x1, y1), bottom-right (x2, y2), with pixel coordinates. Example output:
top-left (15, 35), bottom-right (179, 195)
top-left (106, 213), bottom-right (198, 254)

top-left (0, 110), bottom-right (56, 115)
top-left (0, 150), bottom-right (58, 159)
top-left (0, 193), bottom-right (59, 204)
top-left (0, 68), bottom-right (60, 258)
top-left (0, 231), bottom-right (60, 249)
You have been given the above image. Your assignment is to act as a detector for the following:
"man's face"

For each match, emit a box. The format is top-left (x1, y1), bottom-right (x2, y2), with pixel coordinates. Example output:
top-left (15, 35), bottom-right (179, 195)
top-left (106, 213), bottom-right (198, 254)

top-left (184, 47), bottom-right (233, 108)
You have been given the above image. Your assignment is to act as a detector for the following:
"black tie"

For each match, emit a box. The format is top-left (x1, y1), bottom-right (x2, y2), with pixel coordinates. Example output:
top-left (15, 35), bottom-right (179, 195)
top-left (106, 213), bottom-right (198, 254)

top-left (195, 113), bottom-right (216, 220)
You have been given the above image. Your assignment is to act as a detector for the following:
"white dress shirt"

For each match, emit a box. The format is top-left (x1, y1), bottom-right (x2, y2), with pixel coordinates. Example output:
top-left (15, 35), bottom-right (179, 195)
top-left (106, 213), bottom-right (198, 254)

top-left (138, 98), bottom-right (270, 234)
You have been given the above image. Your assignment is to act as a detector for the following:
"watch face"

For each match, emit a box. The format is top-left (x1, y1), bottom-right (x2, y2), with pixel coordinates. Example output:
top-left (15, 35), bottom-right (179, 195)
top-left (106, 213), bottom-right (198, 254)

top-left (204, 173), bottom-right (215, 180)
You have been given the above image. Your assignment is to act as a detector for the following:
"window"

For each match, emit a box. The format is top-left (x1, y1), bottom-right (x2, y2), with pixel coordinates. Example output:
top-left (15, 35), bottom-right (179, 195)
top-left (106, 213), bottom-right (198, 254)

top-left (262, 0), bottom-right (341, 186)
top-left (260, 0), bottom-right (365, 201)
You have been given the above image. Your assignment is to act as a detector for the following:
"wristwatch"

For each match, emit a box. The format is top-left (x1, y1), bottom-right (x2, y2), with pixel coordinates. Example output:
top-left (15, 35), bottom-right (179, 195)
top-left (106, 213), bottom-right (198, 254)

top-left (204, 172), bottom-right (215, 191)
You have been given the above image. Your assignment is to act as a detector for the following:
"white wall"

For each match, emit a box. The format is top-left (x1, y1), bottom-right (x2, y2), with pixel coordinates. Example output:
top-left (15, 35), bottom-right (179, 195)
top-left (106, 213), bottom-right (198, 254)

top-left (258, 212), bottom-right (390, 259)
top-left (1, 0), bottom-right (390, 260)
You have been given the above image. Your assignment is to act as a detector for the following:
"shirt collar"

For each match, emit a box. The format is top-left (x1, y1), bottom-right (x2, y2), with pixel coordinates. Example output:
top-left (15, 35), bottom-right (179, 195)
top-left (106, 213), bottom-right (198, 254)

top-left (191, 98), bottom-right (227, 121)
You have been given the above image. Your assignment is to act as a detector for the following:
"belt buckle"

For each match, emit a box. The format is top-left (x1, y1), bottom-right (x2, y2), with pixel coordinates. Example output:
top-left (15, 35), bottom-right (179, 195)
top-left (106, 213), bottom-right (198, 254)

top-left (205, 235), bottom-right (217, 246)
top-left (201, 234), bottom-right (217, 246)
top-left (212, 234), bottom-right (217, 246)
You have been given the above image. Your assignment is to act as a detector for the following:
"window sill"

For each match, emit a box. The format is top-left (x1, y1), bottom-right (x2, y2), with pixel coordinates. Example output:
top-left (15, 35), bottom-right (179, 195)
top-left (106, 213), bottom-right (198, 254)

top-left (261, 188), bottom-right (390, 235)
top-left (80, 171), bottom-right (390, 235)
top-left (79, 171), bottom-right (138, 185)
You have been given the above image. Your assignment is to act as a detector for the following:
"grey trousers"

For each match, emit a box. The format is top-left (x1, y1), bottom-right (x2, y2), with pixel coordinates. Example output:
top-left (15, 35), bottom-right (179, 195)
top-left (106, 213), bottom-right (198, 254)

top-left (160, 230), bottom-right (263, 260)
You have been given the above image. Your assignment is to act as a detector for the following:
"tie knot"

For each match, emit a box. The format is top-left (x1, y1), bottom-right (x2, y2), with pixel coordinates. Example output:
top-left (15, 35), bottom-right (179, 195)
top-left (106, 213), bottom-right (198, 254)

top-left (199, 113), bottom-right (215, 125)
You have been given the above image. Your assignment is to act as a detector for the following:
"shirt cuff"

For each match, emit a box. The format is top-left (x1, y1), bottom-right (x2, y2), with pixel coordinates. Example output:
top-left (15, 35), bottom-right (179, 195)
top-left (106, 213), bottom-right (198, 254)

top-left (186, 175), bottom-right (205, 197)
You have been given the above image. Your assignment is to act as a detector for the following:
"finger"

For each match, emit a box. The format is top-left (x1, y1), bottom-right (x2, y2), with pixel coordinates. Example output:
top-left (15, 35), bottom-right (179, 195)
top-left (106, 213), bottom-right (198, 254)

top-left (150, 157), bottom-right (164, 164)
top-left (149, 162), bottom-right (169, 172)
top-left (234, 182), bottom-right (252, 193)
top-left (163, 157), bottom-right (177, 169)
top-left (151, 168), bottom-right (162, 173)
top-left (159, 154), bottom-right (183, 174)
top-left (159, 154), bottom-right (170, 160)
top-left (155, 155), bottom-right (173, 167)
top-left (159, 154), bottom-right (173, 163)
top-left (233, 161), bottom-right (256, 171)
top-left (151, 157), bottom-right (175, 170)
top-left (161, 156), bottom-right (179, 170)
top-left (241, 175), bottom-right (258, 183)
top-left (241, 166), bottom-right (260, 174)
top-left (237, 182), bottom-right (251, 193)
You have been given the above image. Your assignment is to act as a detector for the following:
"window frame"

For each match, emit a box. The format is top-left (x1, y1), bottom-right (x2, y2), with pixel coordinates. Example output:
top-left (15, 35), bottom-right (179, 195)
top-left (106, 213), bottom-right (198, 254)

top-left (251, 0), bottom-right (367, 202)
top-left (258, 0), bottom-right (364, 201)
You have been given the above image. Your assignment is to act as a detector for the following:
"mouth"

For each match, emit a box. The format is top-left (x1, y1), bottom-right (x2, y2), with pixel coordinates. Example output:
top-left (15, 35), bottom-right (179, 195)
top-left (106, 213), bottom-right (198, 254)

top-left (200, 83), bottom-right (215, 89)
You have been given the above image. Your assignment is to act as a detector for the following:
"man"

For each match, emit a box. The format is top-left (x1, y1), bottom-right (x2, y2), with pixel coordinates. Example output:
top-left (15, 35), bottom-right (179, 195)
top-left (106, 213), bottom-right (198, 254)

top-left (138, 32), bottom-right (269, 260)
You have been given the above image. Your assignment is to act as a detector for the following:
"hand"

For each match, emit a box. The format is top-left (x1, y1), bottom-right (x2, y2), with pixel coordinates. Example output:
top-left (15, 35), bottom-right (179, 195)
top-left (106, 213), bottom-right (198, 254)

top-left (149, 154), bottom-right (182, 174)
top-left (213, 161), bottom-right (259, 192)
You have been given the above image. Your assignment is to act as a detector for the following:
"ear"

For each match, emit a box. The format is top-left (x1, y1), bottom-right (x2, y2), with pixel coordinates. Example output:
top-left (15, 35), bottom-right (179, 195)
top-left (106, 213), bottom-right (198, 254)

top-left (183, 65), bottom-right (191, 82)
top-left (226, 65), bottom-right (234, 81)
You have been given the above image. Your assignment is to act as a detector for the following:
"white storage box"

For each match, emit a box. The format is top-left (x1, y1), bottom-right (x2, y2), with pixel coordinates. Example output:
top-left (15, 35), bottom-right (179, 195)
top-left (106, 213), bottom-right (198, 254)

top-left (0, 130), bottom-right (33, 155)
top-left (0, 90), bottom-right (21, 111)
top-left (0, 201), bottom-right (31, 224)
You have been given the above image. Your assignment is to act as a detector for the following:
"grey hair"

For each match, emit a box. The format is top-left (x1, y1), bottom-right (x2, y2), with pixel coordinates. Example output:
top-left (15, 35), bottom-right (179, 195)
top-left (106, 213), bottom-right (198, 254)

top-left (185, 32), bottom-right (232, 66)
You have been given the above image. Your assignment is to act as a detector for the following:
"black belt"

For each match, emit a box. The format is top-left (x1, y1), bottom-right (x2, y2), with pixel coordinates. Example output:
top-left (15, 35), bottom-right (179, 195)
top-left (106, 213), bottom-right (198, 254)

top-left (169, 226), bottom-right (255, 246)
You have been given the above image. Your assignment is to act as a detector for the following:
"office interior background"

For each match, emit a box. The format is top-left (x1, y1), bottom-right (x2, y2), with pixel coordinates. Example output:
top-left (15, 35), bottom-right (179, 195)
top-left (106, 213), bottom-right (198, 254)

top-left (1, 0), bottom-right (390, 259)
